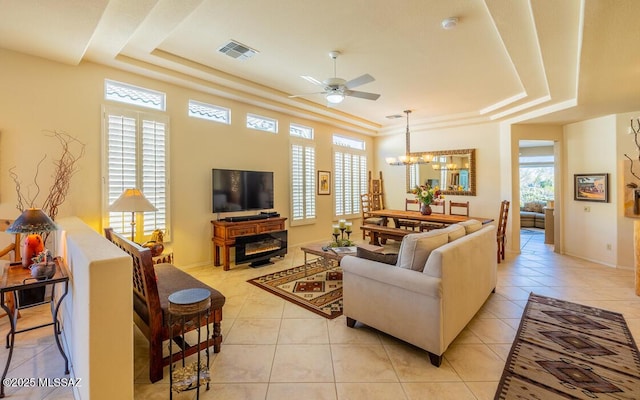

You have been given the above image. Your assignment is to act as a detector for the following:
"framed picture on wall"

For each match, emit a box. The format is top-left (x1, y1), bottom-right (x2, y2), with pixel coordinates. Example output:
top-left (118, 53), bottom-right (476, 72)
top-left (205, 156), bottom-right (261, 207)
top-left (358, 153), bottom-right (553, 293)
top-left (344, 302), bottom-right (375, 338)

top-left (574, 173), bottom-right (608, 202)
top-left (317, 171), bottom-right (331, 195)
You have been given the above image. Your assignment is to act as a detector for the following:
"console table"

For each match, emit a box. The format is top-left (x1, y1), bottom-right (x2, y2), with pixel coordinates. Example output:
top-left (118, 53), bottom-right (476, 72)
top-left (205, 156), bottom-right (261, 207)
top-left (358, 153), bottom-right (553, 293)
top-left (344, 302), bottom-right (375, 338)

top-left (0, 257), bottom-right (70, 398)
top-left (211, 217), bottom-right (287, 271)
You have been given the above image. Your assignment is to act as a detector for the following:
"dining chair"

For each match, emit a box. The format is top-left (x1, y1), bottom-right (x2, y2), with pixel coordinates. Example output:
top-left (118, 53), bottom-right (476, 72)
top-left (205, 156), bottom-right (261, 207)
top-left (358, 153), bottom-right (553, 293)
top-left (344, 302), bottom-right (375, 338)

top-left (0, 219), bottom-right (21, 264)
top-left (449, 201), bottom-right (470, 216)
top-left (397, 199), bottom-right (422, 230)
top-left (430, 199), bottom-right (445, 214)
top-left (496, 200), bottom-right (510, 263)
top-left (419, 199), bottom-right (446, 231)
top-left (360, 193), bottom-right (384, 240)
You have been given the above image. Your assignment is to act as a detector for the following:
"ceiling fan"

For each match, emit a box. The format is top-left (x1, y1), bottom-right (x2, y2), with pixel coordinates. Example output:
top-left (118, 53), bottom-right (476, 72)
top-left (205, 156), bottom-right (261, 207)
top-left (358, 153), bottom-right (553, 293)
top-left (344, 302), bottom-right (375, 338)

top-left (290, 51), bottom-right (381, 104)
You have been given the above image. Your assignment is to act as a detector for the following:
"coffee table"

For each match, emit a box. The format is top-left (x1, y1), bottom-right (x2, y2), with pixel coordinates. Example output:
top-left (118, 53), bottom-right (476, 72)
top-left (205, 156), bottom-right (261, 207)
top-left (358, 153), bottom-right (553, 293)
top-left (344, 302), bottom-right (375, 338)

top-left (300, 243), bottom-right (384, 275)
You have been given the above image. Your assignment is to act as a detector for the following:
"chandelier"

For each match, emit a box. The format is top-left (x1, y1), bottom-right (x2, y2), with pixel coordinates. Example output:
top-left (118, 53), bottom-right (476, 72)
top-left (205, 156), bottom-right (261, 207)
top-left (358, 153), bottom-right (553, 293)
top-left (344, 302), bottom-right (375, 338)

top-left (385, 110), bottom-right (433, 166)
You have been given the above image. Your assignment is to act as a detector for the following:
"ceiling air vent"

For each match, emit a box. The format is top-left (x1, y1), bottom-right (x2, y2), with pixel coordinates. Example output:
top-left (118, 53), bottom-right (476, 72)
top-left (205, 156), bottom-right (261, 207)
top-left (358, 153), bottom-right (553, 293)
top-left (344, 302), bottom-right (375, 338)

top-left (218, 40), bottom-right (258, 60)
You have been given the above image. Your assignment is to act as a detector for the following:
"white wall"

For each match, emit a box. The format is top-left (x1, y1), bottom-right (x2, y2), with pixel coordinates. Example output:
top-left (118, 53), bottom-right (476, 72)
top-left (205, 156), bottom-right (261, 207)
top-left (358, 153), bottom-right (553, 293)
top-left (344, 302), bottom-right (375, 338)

top-left (56, 217), bottom-right (132, 400)
top-left (0, 48), bottom-right (373, 266)
top-left (563, 115), bottom-right (618, 266)
top-left (375, 121), bottom-right (504, 231)
top-left (616, 111), bottom-right (640, 268)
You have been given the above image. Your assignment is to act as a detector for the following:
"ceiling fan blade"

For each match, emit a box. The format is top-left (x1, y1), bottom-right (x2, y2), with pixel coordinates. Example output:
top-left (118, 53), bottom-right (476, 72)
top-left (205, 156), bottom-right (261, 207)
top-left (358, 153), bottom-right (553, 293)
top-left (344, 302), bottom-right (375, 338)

top-left (344, 90), bottom-right (380, 101)
top-left (345, 74), bottom-right (375, 89)
top-left (301, 75), bottom-right (324, 86)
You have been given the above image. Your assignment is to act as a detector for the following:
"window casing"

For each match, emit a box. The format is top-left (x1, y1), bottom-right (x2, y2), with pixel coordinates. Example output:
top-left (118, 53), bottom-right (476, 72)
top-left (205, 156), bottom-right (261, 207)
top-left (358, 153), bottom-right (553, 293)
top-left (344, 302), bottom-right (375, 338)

top-left (105, 79), bottom-right (166, 111)
top-left (103, 106), bottom-right (170, 241)
top-left (247, 113), bottom-right (278, 133)
top-left (188, 100), bottom-right (231, 124)
top-left (333, 135), bottom-right (367, 218)
top-left (290, 123), bottom-right (316, 225)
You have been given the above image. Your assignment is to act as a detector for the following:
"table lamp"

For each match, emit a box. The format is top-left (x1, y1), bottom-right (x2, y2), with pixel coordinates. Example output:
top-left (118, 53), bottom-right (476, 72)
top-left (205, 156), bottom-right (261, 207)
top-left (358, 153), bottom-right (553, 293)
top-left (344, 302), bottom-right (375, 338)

top-left (6, 208), bottom-right (58, 268)
top-left (108, 188), bottom-right (157, 241)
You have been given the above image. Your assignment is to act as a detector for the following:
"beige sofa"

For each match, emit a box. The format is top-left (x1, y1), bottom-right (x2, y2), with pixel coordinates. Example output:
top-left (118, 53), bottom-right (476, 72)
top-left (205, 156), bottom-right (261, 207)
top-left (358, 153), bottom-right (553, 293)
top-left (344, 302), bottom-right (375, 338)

top-left (520, 201), bottom-right (546, 228)
top-left (341, 221), bottom-right (497, 366)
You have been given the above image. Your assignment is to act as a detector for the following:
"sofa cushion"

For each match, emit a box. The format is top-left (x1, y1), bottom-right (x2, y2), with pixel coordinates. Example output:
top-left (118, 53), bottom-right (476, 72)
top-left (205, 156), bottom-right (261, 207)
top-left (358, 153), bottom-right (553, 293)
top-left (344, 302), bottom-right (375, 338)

top-left (396, 230), bottom-right (449, 272)
top-left (445, 224), bottom-right (466, 242)
top-left (523, 201), bottom-right (544, 213)
top-left (356, 246), bottom-right (398, 265)
top-left (459, 219), bottom-right (482, 234)
top-left (154, 263), bottom-right (226, 326)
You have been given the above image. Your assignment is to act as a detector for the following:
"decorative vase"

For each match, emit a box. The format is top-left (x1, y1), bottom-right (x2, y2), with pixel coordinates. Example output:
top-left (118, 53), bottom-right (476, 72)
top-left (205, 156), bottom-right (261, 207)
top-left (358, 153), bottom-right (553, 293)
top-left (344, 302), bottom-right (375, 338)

top-left (420, 204), bottom-right (432, 215)
top-left (30, 261), bottom-right (57, 280)
top-left (22, 234), bottom-right (44, 269)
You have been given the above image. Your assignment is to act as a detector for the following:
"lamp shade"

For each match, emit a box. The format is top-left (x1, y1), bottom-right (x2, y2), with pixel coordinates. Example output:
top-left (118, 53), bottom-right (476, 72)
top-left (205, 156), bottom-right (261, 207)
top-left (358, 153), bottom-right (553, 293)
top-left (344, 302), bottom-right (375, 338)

top-left (6, 208), bottom-right (57, 234)
top-left (108, 188), bottom-right (158, 213)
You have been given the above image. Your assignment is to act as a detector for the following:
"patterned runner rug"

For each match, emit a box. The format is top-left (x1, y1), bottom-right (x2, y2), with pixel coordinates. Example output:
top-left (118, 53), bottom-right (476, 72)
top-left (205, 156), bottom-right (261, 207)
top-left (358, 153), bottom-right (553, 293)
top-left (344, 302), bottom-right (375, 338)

top-left (247, 260), bottom-right (342, 319)
top-left (495, 293), bottom-right (640, 399)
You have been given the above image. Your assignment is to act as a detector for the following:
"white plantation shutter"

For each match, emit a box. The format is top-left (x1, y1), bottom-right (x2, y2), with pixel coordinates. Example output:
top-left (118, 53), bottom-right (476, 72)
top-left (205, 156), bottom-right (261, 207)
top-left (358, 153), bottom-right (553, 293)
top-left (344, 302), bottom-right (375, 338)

top-left (104, 106), bottom-right (170, 241)
top-left (334, 150), bottom-right (367, 217)
top-left (334, 151), bottom-right (344, 216)
top-left (141, 120), bottom-right (167, 235)
top-left (290, 140), bottom-right (316, 224)
top-left (106, 112), bottom-right (138, 238)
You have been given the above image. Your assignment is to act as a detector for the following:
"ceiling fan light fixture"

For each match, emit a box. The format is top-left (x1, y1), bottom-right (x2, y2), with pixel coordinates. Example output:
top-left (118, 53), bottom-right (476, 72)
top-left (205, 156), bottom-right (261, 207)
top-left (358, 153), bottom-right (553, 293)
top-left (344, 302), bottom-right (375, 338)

top-left (326, 92), bottom-right (344, 104)
top-left (441, 17), bottom-right (458, 30)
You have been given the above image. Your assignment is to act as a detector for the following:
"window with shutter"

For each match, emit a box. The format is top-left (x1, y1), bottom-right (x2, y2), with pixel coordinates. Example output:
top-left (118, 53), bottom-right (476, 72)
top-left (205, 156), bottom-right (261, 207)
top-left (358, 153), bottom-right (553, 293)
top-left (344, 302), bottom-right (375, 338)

top-left (290, 123), bottom-right (315, 225)
top-left (333, 135), bottom-right (367, 218)
top-left (103, 106), bottom-right (170, 241)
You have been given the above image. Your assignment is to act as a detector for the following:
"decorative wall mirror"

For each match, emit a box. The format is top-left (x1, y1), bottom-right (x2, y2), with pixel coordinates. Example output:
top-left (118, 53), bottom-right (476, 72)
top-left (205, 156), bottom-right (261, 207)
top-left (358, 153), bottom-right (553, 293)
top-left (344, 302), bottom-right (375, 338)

top-left (406, 149), bottom-right (476, 196)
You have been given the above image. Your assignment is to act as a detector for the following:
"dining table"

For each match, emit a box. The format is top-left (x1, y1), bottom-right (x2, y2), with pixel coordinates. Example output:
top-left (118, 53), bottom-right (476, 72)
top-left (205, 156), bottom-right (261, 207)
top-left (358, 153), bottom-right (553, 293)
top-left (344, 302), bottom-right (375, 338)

top-left (367, 209), bottom-right (494, 228)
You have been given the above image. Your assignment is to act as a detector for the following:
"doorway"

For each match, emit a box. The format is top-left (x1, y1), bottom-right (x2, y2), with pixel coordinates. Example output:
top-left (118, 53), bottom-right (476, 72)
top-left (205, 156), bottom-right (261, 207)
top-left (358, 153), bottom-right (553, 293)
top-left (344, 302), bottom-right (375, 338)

top-left (518, 140), bottom-right (555, 251)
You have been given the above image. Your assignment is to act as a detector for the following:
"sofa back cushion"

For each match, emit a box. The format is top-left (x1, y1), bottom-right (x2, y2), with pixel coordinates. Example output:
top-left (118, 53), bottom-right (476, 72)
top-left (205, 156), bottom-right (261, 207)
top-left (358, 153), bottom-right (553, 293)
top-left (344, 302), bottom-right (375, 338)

top-left (444, 224), bottom-right (466, 242)
top-left (523, 201), bottom-right (544, 213)
top-left (459, 219), bottom-right (482, 234)
top-left (422, 225), bottom-right (494, 278)
top-left (396, 230), bottom-right (449, 272)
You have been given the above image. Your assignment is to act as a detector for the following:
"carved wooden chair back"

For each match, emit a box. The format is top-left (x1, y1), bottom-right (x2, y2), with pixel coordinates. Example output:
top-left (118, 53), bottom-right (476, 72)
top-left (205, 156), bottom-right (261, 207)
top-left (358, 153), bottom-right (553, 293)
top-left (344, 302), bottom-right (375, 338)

top-left (405, 198), bottom-right (420, 211)
top-left (430, 199), bottom-right (446, 214)
top-left (0, 219), bottom-right (21, 263)
top-left (449, 201), bottom-right (470, 216)
top-left (496, 200), bottom-right (510, 263)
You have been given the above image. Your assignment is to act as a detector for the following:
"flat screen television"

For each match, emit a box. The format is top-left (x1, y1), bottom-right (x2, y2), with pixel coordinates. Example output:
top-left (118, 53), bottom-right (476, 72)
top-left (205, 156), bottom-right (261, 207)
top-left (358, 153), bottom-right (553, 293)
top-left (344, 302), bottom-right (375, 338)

top-left (212, 168), bottom-right (274, 213)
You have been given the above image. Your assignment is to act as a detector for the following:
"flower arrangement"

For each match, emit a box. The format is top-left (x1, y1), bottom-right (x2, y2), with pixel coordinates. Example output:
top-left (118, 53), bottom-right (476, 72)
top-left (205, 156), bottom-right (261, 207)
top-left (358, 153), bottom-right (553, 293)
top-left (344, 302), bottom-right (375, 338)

top-left (412, 185), bottom-right (442, 205)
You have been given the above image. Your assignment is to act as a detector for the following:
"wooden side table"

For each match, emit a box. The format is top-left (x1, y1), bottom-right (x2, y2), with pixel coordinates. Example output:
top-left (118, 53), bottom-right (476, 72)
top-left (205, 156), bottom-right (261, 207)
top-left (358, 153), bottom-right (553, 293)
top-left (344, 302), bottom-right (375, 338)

top-left (0, 257), bottom-right (70, 398)
top-left (168, 288), bottom-right (211, 399)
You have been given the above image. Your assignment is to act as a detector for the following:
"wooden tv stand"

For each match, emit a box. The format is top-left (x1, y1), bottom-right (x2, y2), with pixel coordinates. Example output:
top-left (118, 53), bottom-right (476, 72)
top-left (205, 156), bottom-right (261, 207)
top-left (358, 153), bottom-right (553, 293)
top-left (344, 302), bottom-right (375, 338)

top-left (211, 217), bottom-right (287, 271)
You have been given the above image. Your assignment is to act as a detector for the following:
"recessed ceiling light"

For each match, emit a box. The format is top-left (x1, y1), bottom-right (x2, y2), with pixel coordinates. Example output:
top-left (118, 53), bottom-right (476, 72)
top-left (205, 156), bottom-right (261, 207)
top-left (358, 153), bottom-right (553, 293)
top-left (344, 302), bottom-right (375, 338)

top-left (441, 17), bottom-right (458, 30)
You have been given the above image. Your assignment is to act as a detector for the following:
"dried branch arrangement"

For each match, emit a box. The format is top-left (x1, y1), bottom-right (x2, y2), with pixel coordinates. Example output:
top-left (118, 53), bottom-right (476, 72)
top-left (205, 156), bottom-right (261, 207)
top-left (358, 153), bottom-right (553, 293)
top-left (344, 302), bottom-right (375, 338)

top-left (9, 131), bottom-right (86, 220)
top-left (624, 118), bottom-right (640, 188)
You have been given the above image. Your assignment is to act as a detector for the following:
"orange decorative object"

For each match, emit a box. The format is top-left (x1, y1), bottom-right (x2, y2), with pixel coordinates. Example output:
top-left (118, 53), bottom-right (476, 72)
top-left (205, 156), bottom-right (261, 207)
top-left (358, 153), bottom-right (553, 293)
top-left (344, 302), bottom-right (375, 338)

top-left (142, 241), bottom-right (164, 257)
top-left (22, 234), bottom-right (44, 268)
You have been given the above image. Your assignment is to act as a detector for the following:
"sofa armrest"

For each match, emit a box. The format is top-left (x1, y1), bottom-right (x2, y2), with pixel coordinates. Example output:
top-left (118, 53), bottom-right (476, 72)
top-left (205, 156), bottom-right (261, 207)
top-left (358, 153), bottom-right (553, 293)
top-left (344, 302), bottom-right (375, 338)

top-left (341, 255), bottom-right (441, 297)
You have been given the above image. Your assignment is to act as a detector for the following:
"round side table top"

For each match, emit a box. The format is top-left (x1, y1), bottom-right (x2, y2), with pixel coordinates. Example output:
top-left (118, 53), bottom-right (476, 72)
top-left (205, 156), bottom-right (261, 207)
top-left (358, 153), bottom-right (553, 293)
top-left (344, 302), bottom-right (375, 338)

top-left (168, 288), bottom-right (211, 315)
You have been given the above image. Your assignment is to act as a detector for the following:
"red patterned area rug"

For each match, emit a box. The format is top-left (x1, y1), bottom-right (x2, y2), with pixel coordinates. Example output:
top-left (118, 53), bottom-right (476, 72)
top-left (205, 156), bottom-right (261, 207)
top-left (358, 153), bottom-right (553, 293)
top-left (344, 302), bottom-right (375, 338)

top-left (495, 293), bottom-right (640, 399)
top-left (247, 260), bottom-right (342, 319)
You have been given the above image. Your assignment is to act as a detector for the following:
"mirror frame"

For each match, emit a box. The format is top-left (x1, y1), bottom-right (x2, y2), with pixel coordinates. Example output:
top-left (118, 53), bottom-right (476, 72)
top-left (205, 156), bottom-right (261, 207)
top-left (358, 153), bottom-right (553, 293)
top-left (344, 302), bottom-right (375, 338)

top-left (406, 148), bottom-right (476, 196)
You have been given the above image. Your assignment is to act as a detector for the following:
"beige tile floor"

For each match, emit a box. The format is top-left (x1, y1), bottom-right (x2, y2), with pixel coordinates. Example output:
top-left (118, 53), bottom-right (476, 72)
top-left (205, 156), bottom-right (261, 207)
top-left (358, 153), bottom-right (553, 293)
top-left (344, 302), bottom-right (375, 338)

top-left (3, 229), bottom-right (640, 399)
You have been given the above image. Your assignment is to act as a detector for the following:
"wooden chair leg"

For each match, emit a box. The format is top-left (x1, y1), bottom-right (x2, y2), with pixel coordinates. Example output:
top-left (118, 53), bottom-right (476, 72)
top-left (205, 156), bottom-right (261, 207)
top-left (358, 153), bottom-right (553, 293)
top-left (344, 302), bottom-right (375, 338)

top-left (149, 337), bottom-right (164, 383)
top-left (212, 308), bottom-right (223, 353)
